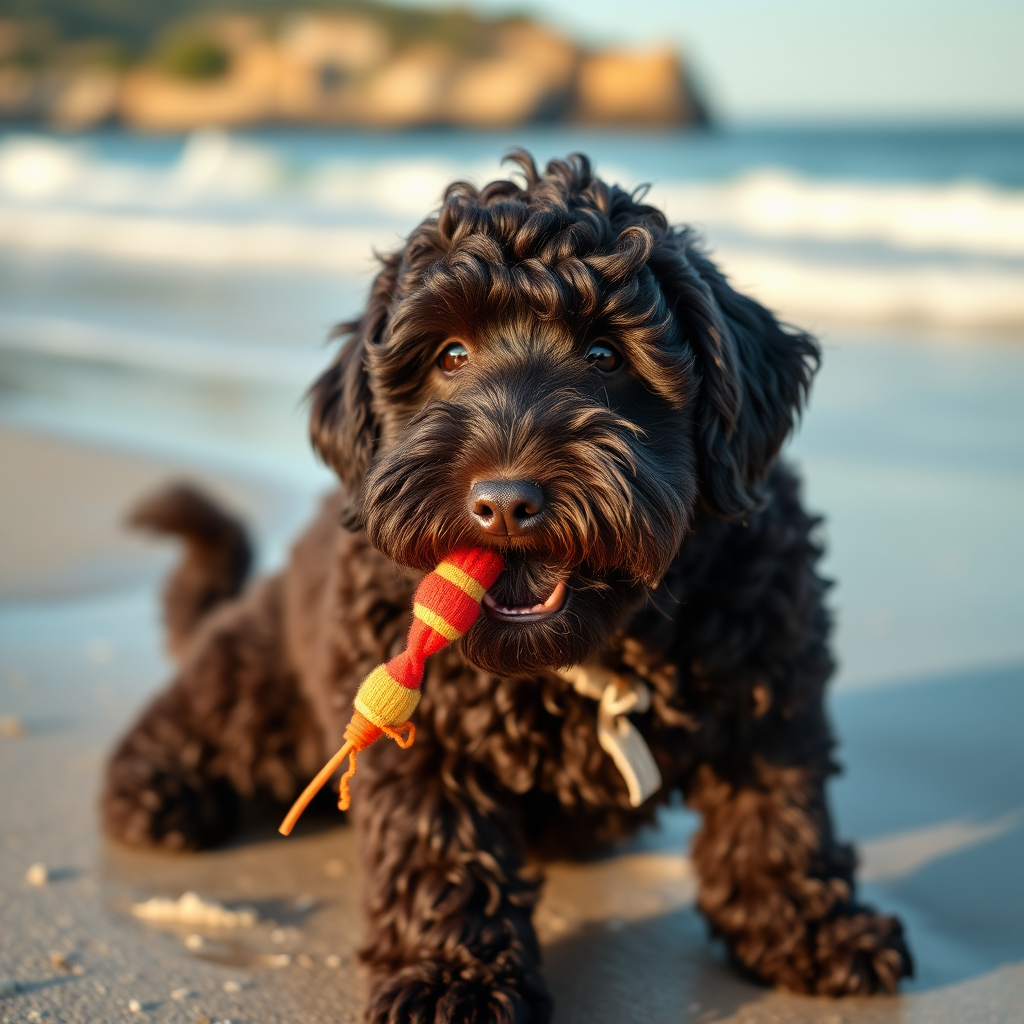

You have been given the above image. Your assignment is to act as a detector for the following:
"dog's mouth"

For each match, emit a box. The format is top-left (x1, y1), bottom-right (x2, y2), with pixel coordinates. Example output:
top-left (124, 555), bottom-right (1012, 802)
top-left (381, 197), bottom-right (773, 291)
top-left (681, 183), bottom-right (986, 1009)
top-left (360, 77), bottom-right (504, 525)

top-left (482, 578), bottom-right (568, 622)
top-left (460, 554), bottom-right (648, 674)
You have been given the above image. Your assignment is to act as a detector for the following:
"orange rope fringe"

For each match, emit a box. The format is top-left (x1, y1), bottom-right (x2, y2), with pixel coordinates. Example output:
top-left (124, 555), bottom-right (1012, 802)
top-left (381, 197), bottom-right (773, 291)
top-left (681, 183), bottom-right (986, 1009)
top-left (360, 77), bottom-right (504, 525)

top-left (278, 720), bottom-right (416, 836)
top-left (334, 722), bottom-right (415, 811)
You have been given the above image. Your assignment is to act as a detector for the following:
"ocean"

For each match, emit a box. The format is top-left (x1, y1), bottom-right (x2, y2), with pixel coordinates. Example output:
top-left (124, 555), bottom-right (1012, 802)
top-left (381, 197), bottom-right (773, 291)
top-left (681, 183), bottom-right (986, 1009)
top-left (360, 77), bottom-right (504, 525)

top-left (1, 124), bottom-right (1022, 687)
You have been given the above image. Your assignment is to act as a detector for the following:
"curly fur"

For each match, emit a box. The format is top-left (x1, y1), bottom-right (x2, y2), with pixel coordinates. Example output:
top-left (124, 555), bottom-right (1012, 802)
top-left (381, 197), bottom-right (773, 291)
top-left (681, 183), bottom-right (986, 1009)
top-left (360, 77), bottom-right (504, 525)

top-left (103, 151), bottom-right (912, 1019)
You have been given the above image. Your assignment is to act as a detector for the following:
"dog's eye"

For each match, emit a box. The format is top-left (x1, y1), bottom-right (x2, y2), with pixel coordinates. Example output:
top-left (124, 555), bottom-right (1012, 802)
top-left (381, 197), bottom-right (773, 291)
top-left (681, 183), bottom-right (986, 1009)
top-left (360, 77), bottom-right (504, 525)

top-left (438, 341), bottom-right (469, 374)
top-left (586, 342), bottom-right (623, 373)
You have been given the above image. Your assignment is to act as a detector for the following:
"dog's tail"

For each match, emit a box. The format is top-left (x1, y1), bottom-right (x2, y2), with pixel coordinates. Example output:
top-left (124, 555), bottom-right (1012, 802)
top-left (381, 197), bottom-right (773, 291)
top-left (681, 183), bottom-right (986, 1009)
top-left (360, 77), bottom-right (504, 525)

top-left (128, 483), bottom-right (253, 660)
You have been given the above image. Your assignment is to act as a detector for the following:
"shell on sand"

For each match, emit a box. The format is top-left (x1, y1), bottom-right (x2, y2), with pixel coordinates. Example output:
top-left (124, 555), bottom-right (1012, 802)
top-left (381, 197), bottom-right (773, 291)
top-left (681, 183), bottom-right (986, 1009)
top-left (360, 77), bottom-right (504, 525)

top-left (131, 891), bottom-right (258, 929)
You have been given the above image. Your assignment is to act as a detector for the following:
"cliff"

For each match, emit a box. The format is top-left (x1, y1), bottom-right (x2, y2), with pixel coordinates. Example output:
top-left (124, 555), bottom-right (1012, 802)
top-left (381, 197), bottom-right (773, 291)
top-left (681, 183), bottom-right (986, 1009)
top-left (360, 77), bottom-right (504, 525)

top-left (0, 5), bottom-right (708, 130)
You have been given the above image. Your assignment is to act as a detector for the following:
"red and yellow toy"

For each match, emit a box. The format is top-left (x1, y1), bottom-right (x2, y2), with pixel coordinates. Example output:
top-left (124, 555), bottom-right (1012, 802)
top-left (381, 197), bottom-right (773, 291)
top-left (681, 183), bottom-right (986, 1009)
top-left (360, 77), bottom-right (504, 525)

top-left (279, 546), bottom-right (504, 835)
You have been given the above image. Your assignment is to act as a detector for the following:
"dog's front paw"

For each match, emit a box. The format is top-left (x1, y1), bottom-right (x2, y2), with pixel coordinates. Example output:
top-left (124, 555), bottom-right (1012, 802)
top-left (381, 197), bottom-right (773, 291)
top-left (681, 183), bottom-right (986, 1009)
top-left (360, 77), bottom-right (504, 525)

top-left (366, 960), bottom-right (552, 1024)
top-left (102, 747), bottom-right (237, 851)
top-left (738, 905), bottom-right (913, 996)
top-left (806, 909), bottom-right (913, 996)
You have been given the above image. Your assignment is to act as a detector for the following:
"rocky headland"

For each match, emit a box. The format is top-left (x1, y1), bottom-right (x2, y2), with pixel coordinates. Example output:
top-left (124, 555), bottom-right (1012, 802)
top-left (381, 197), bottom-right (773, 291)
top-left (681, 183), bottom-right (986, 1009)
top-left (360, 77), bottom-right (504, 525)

top-left (0, 3), bottom-right (708, 130)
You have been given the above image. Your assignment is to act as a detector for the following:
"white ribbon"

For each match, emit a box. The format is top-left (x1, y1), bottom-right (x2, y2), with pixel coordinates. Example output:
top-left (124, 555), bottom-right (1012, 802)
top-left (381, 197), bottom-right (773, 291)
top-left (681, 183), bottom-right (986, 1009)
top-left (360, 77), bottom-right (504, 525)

top-left (558, 664), bottom-right (663, 807)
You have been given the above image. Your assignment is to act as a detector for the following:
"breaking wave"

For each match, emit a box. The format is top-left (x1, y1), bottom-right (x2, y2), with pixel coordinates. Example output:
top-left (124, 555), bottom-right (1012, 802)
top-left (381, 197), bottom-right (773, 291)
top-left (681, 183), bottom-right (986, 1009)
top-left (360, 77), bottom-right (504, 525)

top-left (1, 130), bottom-right (1022, 329)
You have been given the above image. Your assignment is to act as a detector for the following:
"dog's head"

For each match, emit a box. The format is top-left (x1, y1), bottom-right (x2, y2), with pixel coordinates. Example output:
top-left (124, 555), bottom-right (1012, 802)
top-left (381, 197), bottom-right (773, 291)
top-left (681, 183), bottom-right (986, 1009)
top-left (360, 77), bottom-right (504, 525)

top-left (310, 152), bottom-right (818, 675)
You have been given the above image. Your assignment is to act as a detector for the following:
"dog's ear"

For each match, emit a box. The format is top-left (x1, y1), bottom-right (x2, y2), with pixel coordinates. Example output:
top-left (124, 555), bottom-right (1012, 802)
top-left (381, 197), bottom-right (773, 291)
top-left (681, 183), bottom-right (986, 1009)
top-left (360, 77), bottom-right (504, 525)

top-left (308, 255), bottom-right (399, 529)
top-left (651, 235), bottom-right (819, 520)
top-left (308, 331), bottom-right (374, 528)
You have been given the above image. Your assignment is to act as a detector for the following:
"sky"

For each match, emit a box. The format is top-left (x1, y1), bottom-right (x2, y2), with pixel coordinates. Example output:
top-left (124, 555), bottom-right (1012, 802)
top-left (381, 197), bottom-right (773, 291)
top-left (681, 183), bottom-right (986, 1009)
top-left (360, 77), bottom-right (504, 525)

top-left (406, 0), bottom-right (1024, 123)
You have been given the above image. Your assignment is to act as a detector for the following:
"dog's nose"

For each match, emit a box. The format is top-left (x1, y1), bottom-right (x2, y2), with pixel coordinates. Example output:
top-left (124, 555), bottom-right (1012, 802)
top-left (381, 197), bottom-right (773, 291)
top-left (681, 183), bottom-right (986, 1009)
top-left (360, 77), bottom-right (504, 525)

top-left (468, 480), bottom-right (545, 537)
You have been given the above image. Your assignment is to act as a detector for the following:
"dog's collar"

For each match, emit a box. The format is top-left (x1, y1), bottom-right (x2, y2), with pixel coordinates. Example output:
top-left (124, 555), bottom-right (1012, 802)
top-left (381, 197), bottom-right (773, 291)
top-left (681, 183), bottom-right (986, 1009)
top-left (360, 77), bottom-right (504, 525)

top-left (556, 664), bottom-right (662, 807)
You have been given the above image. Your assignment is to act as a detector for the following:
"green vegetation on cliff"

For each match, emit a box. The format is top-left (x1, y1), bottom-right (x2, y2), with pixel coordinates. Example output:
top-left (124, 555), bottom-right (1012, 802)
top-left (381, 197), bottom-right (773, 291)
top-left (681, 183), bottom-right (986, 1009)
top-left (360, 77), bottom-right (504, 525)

top-left (0, 0), bottom-right (708, 129)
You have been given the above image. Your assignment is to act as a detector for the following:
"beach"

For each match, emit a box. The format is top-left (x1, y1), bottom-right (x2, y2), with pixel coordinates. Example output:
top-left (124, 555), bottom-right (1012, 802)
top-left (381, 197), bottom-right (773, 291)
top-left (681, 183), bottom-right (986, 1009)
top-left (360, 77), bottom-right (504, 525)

top-left (2, 409), bottom-right (1022, 1021)
top-left (1, 126), bottom-right (1023, 1022)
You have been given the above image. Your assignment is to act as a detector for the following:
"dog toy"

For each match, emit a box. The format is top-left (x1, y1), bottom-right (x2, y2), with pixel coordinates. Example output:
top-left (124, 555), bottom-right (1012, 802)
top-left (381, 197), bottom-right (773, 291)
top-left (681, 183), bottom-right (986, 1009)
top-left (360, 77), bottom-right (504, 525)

top-left (279, 547), bottom-right (503, 835)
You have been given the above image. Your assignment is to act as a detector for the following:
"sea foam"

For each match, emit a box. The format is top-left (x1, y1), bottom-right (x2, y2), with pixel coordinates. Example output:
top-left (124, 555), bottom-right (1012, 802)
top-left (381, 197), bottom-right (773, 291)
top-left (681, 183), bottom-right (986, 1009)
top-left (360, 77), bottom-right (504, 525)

top-left (1, 131), bottom-right (1022, 330)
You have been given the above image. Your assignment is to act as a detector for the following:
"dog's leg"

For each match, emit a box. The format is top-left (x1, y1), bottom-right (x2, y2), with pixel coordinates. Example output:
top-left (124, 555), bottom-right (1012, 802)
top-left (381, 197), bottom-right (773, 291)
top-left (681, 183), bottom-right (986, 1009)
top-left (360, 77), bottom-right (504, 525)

top-left (102, 576), bottom-right (322, 849)
top-left (687, 716), bottom-right (912, 995)
top-left (355, 733), bottom-right (552, 1024)
top-left (656, 463), bottom-right (914, 995)
top-left (677, 480), bottom-right (914, 995)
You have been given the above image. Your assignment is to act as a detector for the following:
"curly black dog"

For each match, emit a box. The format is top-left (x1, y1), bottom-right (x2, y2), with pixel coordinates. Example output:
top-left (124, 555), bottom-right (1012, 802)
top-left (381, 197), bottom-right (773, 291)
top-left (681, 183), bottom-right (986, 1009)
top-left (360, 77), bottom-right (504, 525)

top-left (103, 152), bottom-right (912, 1020)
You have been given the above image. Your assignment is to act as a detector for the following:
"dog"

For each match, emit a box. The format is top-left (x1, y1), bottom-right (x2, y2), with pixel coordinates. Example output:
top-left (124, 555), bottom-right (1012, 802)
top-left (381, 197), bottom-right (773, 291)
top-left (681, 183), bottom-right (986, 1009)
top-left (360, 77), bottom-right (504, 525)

top-left (103, 152), bottom-right (913, 1021)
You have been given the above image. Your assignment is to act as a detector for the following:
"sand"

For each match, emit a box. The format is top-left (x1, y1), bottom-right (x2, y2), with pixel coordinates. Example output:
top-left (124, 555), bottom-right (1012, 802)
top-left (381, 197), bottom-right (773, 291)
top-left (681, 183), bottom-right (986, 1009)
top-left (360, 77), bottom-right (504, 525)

top-left (1, 425), bottom-right (1022, 1024)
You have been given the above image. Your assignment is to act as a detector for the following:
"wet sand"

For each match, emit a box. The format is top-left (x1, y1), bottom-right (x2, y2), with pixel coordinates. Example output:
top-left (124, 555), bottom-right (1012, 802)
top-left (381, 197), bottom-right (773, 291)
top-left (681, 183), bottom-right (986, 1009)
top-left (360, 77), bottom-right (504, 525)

top-left (0, 428), bottom-right (302, 601)
top-left (1, 425), bottom-right (1022, 1024)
